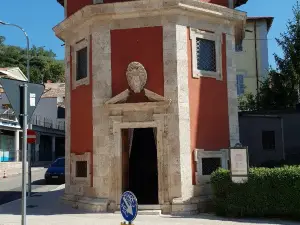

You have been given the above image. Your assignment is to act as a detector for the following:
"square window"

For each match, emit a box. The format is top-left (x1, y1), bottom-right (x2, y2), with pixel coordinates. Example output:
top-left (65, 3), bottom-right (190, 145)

top-left (76, 161), bottom-right (87, 177)
top-left (196, 38), bottom-right (216, 72)
top-left (202, 157), bottom-right (221, 175)
top-left (262, 131), bottom-right (275, 150)
top-left (76, 47), bottom-right (88, 81)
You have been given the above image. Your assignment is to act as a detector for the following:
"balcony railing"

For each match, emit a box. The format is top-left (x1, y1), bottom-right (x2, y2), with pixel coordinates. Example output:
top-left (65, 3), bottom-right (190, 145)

top-left (31, 115), bottom-right (65, 131)
top-left (0, 112), bottom-right (65, 131)
top-left (0, 112), bottom-right (17, 121)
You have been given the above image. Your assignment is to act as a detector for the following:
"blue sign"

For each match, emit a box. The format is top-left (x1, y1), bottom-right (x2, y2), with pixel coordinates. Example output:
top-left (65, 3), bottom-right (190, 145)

top-left (120, 191), bottom-right (138, 222)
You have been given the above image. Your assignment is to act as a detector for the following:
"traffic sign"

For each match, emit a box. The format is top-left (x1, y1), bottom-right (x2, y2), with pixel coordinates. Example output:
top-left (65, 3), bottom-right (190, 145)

top-left (120, 191), bottom-right (138, 223)
top-left (0, 78), bottom-right (45, 128)
top-left (27, 129), bottom-right (36, 144)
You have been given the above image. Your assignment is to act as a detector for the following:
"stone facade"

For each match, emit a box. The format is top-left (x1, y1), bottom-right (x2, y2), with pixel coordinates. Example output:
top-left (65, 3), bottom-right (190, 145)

top-left (54, 0), bottom-right (246, 215)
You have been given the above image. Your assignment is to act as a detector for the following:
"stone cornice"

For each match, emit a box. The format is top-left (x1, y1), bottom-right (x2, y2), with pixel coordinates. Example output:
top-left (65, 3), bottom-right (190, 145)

top-left (53, 0), bottom-right (246, 40)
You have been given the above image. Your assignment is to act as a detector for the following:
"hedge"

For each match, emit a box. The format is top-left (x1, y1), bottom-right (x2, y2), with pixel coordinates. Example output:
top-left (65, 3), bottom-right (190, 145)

top-left (211, 166), bottom-right (300, 219)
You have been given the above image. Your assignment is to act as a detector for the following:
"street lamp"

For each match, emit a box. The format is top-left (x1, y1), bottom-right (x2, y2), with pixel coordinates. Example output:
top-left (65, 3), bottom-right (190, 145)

top-left (0, 20), bottom-right (29, 225)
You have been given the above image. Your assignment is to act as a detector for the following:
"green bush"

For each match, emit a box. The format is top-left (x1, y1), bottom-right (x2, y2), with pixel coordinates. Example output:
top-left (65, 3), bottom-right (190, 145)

top-left (211, 166), bottom-right (300, 219)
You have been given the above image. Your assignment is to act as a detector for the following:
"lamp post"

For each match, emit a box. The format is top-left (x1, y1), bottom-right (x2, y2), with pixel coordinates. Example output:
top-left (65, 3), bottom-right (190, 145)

top-left (0, 20), bottom-right (29, 225)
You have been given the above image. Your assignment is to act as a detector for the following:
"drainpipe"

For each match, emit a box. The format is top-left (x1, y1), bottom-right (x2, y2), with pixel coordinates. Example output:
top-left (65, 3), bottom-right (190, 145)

top-left (254, 21), bottom-right (259, 102)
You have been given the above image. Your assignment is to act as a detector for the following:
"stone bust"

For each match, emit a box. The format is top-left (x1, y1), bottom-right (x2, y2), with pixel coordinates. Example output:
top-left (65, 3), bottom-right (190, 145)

top-left (126, 62), bottom-right (147, 93)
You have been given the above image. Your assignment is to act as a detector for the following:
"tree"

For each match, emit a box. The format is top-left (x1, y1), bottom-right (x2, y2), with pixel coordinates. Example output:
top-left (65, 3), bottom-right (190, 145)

top-left (239, 1), bottom-right (300, 111)
top-left (0, 36), bottom-right (64, 83)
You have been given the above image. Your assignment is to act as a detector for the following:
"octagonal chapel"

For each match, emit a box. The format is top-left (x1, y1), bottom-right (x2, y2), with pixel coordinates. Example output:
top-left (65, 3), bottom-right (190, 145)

top-left (54, 0), bottom-right (247, 214)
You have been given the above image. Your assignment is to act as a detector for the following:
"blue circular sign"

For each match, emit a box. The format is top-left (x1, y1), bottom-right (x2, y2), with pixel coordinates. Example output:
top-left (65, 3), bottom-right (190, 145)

top-left (120, 191), bottom-right (138, 222)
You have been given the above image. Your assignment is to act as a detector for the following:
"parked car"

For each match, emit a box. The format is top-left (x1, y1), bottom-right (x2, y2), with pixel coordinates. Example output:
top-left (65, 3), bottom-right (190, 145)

top-left (44, 157), bottom-right (65, 184)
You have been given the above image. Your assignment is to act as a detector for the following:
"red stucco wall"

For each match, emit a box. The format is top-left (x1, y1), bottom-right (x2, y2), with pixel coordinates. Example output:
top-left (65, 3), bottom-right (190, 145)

top-left (70, 36), bottom-right (93, 185)
top-left (187, 28), bottom-right (230, 184)
top-left (67, 0), bottom-right (92, 17)
top-left (110, 27), bottom-right (164, 98)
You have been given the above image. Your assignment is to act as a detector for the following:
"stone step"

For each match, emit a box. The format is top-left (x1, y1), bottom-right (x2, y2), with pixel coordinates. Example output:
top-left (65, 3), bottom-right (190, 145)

top-left (115, 210), bottom-right (161, 215)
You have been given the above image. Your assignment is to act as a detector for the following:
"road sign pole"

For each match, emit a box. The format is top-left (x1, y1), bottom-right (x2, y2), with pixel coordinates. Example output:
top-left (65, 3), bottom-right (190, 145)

top-left (0, 21), bottom-right (31, 225)
top-left (28, 140), bottom-right (32, 197)
top-left (21, 83), bottom-right (28, 225)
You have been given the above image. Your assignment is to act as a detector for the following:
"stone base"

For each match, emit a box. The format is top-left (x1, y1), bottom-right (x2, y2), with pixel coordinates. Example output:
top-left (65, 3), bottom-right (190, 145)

top-left (171, 198), bottom-right (199, 215)
top-left (61, 194), bottom-right (113, 212)
top-left (60, 194), bottom-right (213, 215)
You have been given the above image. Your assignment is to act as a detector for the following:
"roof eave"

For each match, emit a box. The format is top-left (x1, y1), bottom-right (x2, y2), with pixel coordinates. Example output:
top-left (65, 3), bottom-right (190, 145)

top-left (235, 0), bottom-right (248, 8)
top-left (57, 0), bottom-right (64, 7)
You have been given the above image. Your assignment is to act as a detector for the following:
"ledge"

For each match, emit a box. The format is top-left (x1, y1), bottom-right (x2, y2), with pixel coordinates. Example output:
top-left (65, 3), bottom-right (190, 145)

top-left (104, 101), bottom-right (171, 111)
top-left (53, 0), bottom-right (246, 40)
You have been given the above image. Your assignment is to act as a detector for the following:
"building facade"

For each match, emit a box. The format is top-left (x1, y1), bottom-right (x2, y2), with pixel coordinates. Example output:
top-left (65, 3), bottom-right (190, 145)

top-left (235, 17), bottom-right (274, 97)
top-left (54, 0), bottom-right (247, 214)
top-left (0, 74), bottom-right (65, 162)
top-left (239, 110), bottom-right (300, 167)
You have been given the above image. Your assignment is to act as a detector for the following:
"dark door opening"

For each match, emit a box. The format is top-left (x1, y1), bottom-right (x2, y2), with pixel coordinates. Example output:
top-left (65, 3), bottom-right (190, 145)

top-left (122, 128), bottom-right (159, 205)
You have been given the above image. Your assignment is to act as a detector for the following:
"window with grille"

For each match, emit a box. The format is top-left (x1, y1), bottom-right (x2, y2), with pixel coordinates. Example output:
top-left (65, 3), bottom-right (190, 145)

top-left (262, 131), bottom-right (275, 150)
top-left (76, 47), bottom-right (88, 81)
top-left (196, 38), bottom-right (216, 72)
top-left (236, 74), bottom-right (245, 96)
top-left (202, 158), bottom-right (221, 175)
top-left (76, 161), bottom-right (88, 177)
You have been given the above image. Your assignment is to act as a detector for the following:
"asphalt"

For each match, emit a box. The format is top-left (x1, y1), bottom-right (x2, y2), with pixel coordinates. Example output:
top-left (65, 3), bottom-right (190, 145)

top-left (0, 185), bottom-right (299, 225)
top-left (0, 169), bottom-right (62, 205)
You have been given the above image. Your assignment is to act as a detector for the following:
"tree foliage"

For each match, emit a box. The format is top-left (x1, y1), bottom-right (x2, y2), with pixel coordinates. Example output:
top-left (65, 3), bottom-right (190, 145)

top-left (240, 2), bottom-right (300, 111)
top-left (0, 36), bottom-right (64, 83)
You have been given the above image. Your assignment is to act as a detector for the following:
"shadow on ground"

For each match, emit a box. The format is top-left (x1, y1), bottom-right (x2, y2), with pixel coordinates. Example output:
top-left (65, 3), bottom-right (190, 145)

top-left (0, 187), bottom-right (298, 225)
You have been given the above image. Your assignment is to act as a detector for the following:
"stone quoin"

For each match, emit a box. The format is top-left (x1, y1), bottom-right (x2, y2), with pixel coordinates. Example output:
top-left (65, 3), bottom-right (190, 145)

top-left (53, 0), bottom-right (248, 215)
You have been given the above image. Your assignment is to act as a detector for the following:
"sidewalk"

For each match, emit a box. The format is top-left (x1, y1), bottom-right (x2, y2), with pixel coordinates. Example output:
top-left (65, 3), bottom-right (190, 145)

top-left (0, 161), bottom-right (50, 177)
top-left (0, 185), bottom-right (298, 225)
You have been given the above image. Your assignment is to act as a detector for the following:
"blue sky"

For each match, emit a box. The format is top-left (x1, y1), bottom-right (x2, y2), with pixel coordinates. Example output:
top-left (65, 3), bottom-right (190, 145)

top-left (0, 0), bottom-right (297, 68)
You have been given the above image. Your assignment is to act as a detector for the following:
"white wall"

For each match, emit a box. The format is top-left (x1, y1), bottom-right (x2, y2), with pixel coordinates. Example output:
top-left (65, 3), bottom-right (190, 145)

top-left (32, 98), bottom-right (58, 122)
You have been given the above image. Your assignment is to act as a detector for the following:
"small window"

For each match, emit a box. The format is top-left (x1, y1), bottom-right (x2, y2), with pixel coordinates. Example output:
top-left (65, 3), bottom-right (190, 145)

top-left (262, 131), bottom-right (275, 150)
top-left (196, 38), bottom-right (216, 72)
top-left (76, 161), bottom-right (87, 177)
top-left (202, 158), bottom-right (221, 175)
top-left (235, 43), bottom-right (243, 52)
top-left (76, 47), bottom-right (88, 81)
top-left (57, 107), bottom-right (65, 119)
top-left (236, 74), bottom-right (245, 96)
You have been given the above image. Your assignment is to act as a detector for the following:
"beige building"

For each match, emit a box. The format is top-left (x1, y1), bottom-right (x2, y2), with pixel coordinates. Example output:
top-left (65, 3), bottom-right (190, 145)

top-left (235, 17), bottom-right (274, 97)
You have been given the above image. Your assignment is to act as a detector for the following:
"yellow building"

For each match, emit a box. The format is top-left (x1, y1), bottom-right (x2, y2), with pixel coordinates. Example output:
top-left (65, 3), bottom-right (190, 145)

top-left (235, 17), bottom-right (274, 96)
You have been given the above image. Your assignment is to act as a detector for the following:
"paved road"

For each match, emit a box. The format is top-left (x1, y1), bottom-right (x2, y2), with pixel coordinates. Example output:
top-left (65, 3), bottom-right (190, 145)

top-left (0, 168), bottom-right (61, 205)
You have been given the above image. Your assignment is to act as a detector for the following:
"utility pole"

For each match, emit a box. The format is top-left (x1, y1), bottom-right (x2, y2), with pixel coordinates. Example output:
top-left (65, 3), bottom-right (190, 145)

top-left (0, 20), bottom-right (30, 225)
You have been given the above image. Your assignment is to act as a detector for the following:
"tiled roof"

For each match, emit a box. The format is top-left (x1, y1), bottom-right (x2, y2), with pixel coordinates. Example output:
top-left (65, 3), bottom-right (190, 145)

top-left (42, 83), bottom-right (65, 98)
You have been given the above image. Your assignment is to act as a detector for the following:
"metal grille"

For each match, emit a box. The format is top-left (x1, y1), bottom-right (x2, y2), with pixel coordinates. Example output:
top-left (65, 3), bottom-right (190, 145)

top-left (76, 161), bottom-right (87, 177)
top-left (196, 38), bottom-right (216, 72)
top-left (202, 158), bottom-right (221, 175)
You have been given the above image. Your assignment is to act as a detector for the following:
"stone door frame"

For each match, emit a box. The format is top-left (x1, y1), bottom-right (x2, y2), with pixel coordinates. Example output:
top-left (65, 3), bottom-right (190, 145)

top-left (110, 113), bottom-right (168, 207)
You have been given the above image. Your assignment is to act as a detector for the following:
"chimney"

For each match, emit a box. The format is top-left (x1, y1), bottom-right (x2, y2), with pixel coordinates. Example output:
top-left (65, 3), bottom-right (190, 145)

top-left (47, 80), bottom-right (52, 83)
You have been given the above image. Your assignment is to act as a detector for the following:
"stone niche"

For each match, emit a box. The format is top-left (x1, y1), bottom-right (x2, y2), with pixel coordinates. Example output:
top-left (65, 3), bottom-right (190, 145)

top-left (194, 149), bottom-right (229, 196)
